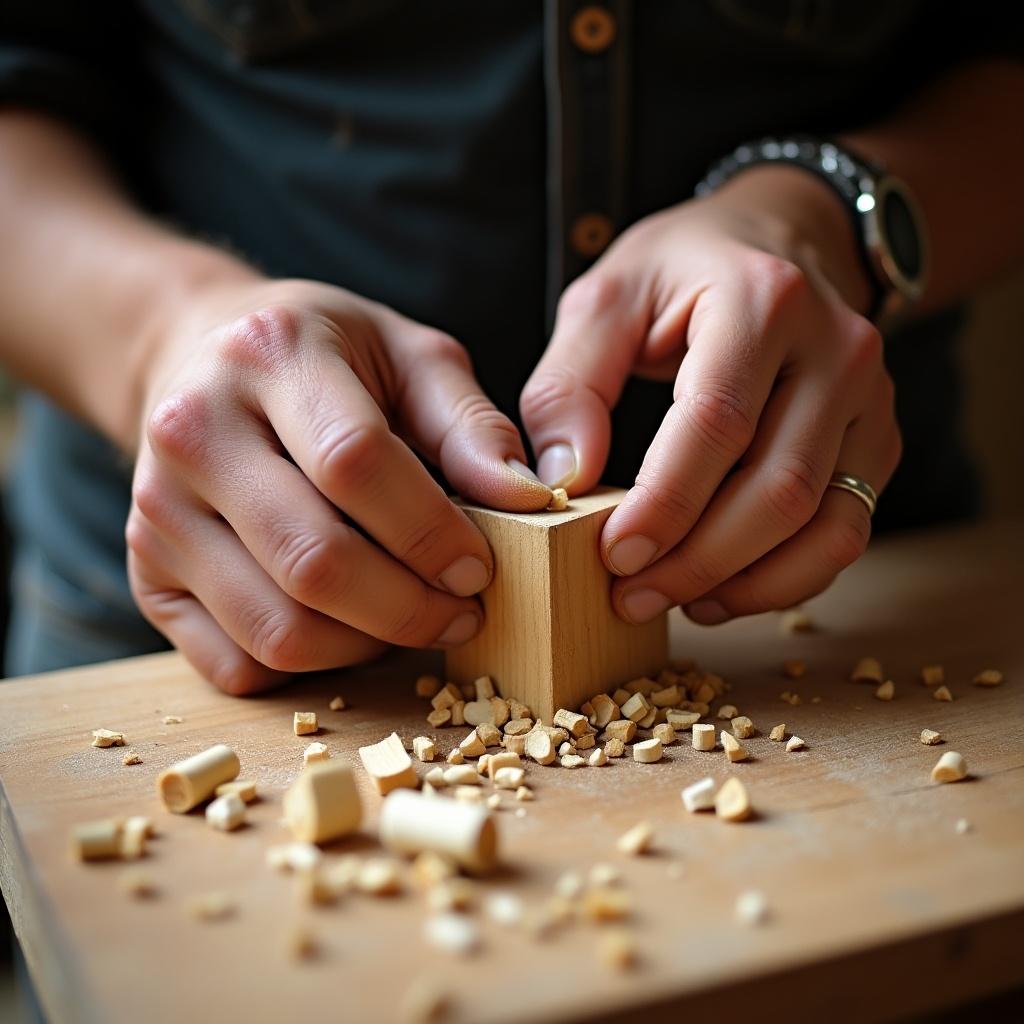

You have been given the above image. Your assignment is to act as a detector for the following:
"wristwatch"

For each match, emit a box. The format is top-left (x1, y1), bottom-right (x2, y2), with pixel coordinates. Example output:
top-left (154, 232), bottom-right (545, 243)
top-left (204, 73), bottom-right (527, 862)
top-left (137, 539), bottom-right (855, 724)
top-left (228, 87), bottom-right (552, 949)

top-left (695, 136), bottom-right (929, 321)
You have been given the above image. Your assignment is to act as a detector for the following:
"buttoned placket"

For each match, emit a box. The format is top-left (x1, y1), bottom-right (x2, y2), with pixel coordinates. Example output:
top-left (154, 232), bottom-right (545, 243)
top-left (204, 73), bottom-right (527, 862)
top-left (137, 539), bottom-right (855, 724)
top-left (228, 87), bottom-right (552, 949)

top-left (543, 0), bottom-right (632, 330)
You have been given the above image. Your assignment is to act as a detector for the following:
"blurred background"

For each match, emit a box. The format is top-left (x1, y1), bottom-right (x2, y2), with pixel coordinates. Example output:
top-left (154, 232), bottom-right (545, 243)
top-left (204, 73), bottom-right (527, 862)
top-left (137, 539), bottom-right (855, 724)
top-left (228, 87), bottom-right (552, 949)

top-left (0, 269), bottom-right (1021, 1019)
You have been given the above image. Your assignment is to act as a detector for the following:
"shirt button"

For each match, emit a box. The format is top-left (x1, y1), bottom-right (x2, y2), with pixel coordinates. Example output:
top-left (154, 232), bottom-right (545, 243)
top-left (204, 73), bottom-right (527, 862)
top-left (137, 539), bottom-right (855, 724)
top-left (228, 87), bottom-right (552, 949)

top-left (570, 6), bottom-right (617, 54)
top-left (570, 213), bottom-right (614, 258)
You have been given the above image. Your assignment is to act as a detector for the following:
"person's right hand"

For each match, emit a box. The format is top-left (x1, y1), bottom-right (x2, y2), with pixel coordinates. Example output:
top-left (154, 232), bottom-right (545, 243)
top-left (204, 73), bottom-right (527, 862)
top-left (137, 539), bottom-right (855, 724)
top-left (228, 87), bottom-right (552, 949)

top-left (125, 276), bottom-right (553, 694)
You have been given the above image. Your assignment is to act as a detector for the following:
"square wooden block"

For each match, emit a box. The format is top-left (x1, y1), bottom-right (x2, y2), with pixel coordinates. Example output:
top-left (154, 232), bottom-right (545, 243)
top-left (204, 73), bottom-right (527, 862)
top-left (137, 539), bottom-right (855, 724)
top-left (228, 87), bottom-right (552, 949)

top-left (445, 487), bottom-right (668, 721)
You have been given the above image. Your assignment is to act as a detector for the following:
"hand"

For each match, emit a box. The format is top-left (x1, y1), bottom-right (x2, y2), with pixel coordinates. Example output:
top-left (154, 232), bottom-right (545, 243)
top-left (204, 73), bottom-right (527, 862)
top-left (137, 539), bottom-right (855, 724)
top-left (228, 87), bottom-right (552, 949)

top-left (520, 164), bottom-right (901, 626)
top-left (126, 276), bottom-right (553, 693)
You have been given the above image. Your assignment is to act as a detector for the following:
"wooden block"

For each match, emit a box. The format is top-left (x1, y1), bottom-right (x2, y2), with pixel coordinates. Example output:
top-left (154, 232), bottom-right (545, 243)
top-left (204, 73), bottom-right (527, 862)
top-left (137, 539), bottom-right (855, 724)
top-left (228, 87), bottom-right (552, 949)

top-left (445, 487), bottom-right (668, 721)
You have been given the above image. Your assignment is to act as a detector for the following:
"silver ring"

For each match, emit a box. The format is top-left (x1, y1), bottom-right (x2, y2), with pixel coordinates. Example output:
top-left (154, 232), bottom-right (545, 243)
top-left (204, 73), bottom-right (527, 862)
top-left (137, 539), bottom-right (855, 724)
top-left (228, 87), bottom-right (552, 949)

top-left (827, 473), bottom-right (877, 516)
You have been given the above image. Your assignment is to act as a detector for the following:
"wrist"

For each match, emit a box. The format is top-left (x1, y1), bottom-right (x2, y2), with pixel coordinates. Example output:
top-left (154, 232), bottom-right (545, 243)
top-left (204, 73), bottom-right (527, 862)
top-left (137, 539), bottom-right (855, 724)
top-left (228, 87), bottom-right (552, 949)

top-left (709, 163), bottom-right (874, 316)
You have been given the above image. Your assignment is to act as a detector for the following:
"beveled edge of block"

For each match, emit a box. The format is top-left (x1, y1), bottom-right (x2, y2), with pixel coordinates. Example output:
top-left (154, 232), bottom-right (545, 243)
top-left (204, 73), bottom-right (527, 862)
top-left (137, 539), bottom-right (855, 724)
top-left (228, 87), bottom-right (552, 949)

top-left (452, 485), bottom-right (626, 528)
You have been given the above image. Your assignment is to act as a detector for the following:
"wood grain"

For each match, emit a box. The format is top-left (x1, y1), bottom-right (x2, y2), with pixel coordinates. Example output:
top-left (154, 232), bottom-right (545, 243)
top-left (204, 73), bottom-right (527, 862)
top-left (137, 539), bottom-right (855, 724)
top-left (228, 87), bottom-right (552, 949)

top-left (1, 519), bottom-right (1023, 1024)
top-left (446, 487), bottom-right (668, 719)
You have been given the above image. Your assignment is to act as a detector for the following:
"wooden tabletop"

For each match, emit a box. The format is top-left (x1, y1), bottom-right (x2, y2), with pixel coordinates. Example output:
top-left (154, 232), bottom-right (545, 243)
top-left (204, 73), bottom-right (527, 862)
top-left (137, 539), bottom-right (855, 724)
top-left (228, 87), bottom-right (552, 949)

top-left (1, 519), bottom-right (1022, 1024)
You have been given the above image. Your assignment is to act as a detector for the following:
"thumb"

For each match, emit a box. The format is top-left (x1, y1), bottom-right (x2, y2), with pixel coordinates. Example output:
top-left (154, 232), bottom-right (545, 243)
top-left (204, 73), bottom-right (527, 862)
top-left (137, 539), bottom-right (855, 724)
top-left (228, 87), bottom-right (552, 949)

top-left (389, 327), bottom-right (554, 512)
top-left (519, 273), bottom-right (649, 493)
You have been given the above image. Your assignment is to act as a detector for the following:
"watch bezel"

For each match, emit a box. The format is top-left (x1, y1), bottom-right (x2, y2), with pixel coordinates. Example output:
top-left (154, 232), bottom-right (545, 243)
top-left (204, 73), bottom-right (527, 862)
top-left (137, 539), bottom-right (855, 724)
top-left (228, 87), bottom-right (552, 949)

top-left (862, 175), bottom-right (928, 309)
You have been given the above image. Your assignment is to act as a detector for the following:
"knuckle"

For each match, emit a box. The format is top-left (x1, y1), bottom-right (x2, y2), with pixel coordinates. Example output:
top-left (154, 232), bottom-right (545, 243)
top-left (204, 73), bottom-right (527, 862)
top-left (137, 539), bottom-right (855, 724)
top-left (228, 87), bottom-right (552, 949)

top-left (630, 475), bottom-right (701, 532)
top-left (217, 306), bottom-right (303, 374)
top-left (246, 604), bottom-right (310, 673)
top-left (762, 452), bottom-right (825, 530)
top-left (311, 420), bottom-right (390, 491)
top-left (841, 315), bottom-right (884, 374)
top-left (124, 511), bottom-right (156, 560)
top-left (520, 365), bottom-right (579, 426)
top-left (411, 329), bottom-right (471, 369)
top-left (208, 655), bottom-right (276, 696)
top-left (274, 528), bottom-right (351, 606)
top-left (131, 472), bottom-right (175, 531)
top-left (383, 595), bottom-right (436, 647)
top-left (557, 271), bottom-right (625, 321)
top-left (747, 253), bottom-right (809, 314)
top-left (679, 383), bottom-right (757, 460)
top-left (823, 510), bottom-right (871, 572)
top-left (146, 388), bottom-right (213, 465)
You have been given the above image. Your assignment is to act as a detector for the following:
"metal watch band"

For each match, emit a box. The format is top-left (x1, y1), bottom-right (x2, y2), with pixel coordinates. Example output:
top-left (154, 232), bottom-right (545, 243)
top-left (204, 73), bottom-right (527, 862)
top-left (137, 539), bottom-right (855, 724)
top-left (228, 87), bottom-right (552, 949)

top-left (695, 136), bottom-right (915, 320)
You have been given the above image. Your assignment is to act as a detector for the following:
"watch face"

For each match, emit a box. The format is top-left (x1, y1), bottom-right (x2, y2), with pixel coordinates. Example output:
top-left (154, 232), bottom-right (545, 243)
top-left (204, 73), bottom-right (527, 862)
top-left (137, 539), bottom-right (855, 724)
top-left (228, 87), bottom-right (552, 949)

top-left (882, 187), bottom-right (923, 281)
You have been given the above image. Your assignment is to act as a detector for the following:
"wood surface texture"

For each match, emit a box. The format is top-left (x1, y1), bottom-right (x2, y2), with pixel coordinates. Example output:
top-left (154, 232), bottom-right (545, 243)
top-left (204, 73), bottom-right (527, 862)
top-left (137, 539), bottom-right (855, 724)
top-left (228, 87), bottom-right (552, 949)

top-left (1, 519), bottom-right (1023, 1024)
top-left (446, 487), bottom-right (668, 719)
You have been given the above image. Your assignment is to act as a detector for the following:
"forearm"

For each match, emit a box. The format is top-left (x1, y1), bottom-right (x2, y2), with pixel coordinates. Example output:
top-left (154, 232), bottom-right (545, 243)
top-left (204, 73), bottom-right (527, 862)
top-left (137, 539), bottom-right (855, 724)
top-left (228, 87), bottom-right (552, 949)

top-left (840, 58), bottom-right (1024, 315)
top-left (0, 110), bottom-right (258, 450)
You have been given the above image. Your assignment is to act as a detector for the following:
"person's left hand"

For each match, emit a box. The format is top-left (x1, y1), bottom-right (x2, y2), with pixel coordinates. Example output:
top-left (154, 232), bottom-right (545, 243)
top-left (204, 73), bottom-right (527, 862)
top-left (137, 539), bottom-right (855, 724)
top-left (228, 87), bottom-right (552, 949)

top-left (519, 164), bottom-right (902, 626)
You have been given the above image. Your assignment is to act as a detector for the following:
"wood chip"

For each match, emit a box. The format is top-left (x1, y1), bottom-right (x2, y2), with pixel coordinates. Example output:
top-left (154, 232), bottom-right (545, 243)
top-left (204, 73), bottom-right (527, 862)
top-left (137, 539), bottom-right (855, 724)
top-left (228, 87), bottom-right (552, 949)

top-left (666, 709), bottom-right (701, 730)
top-left (617, 821), bottom-right (654, 855)
top-left (493, 767), bottom-right (526, 789)
top-left (356, 858), bottom-right (403, 896)
top-left (735, 890), bottom-right (769, 926)
top-left (449, 701), bottom-right (466, 726)
top-left (714, 777), bottom-right (751, 822)
top-left (265, 842), bottom-right (321, 874)
top-left (560, 754), bottom-right (586, 769)
top-left (582, 886), bottom-right (631, 922)
top-left (731, 716), bottom-right (755, 739)
top-left (426, 878), bottom-right (477, 914)
top-left (546, 486), bottom-right (569, 511)
top-left (91, 729), bottom-right (125, 748)
top-left (604, 737), bottom-right (626, 757)
top-left (120, 869), bottom-right (156, 899)
top-left (681, 777), bottom-right (716, 813)
top-left (782, 660), bottom-right (806, 680)
top-left (692, 723), bottom-right (716, 751)
top-left (443, 765), bottom-right (480, 786)
top-left (632, 738), bottom-right (663, 764)
top-left (162, 716), bottom-right (183, 725)
top-left (720, 731), bottom-right (748, 763)
top-left (486, 751), bottom-right (521, 779)
top-left (283, 761), bottom-right (362, 843)
top-left (598, 929), bottom-right (637, 970)
top-left (920, 665), bottom-right (944, 687)
top-left (413, 736), bottom-right (436, 763)
top-left (589, 863), bottom-right (621, 887)
top-left (717, 704), bottom-right (738, 720)
top-left (187, 891), bottom-right (234, 922)
top-left (474, 675), bottom-right (496, 700)
top-left (431, 682), bottom-right (462, 711)
top-left (650, 685), bottom-right (681, 708)
top-left (931, 751), bottom-right (967, 783)
top-left (293, 712), bottom-right (318, 736)
top-left (514, 786), bottom-right (534, 801)
top-left (399, 977), bottom-right (450, 1024)
top-left (769, 724), bottom-right (786, 742)
top-left (205, 793), bottom-right (246, 831)
top-left (785, 735), bottom-right (805, 752)
top-left (121, 749), bottom-right (142, 766)
top-left (875, 680), bottom-right (895, 701)
top-left (525, 730), bottom-right (556, 766)
top-left (851, 657), bottom-right (883, 684)
top-left (476, 722), bottom-right (503, 748)
top-left (329, 695), bottom-right (347, 711)
top-left (414, 675), bottom-right (442, 699)
top-left (424, 913), bottom-right (481, 956)
top-left (463, 700), bottom-right (495, 727)
top-left (973, 669), bottom-right (1003, 687)
top-left (589, 747), bottom-right (608, 767)
top-left (603, 719), bottom-right (637, 743)
top-left (458, 729), bottom-right (487, 758)
top-left (780, 609), bottom-right (814, 633)
top-left (427, 708), bottom-right (452, 728)
top-left (303, 741), bottom-right (330, 764)
top-left (508, 699), bottom-right (532, 721)
top-left (933, 685), bottom-right (953, 702)
top-left (72, 819), bottom-right (124, 861)
top-left (955, 818), bottom-right (971, 835)
top-left (620, 692), bottom-right (651, 723)
top-left (503, 718), bottom-right (533, 736)
top-left (554, 708), bottom-right (589, 737)
top-left (446, 747), bottom-right (464, 765)
top-left (286, 924), bottom-right (318, 961)
top-left (920, 729), bottom-right (943, 746)
top-left (359, 732), bottom-right (418, 794)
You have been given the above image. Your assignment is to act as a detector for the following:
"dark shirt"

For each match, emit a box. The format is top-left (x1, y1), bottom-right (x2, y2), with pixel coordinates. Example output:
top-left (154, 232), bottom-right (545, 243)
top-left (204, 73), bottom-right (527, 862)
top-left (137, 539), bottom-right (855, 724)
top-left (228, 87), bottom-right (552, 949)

top-left (0, 1), bottom-right (1014, 673)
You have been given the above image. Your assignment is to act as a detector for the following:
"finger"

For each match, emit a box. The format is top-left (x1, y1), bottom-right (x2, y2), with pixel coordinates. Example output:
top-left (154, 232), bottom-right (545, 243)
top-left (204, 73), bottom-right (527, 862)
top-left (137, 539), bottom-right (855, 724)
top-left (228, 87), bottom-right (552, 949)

top-left (684, 395), bottom-right (900, 623)
top-left (380, 320), bottom-right (555, 512)
top-left (128, 547), bottom-right (289, 696)
top-left (209, 312), bottom-right (500, 594)
top-left (519, 272), bottom-right (651, 493)
top-left (611, 370), bottom-right (851, 623)
top-left (601, 288), bottom-right (784, 578)
top-left (146, 404), bottom-right (488, 644)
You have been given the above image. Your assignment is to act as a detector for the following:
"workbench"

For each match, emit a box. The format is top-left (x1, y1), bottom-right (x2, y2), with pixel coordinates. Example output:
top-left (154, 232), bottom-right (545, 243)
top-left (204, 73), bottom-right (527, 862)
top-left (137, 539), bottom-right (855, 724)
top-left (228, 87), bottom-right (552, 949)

top-left (1, 519), bottom-right (1022, 1023)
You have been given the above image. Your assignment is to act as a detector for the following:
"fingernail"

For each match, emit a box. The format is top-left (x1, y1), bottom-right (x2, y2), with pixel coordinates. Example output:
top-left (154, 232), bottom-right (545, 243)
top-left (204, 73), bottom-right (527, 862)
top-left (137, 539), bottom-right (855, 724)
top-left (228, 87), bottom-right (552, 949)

top-left (438, 555), bottom-right (490, 597)
top-left (607, 535), bottom-right (658, 576)
top-left (436, 611), bottom-right (480, 646)
top-left (621, 588), bottom-right (672, 624)
top-left (536, 443), bottom-right (578, 488)
top-left (504, 457), bottom-right (544, 486)
top-left (685, 599), bottom-right (731, 625)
